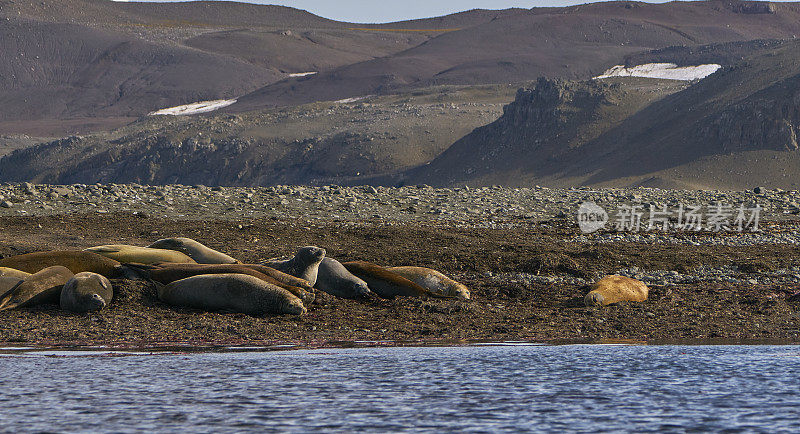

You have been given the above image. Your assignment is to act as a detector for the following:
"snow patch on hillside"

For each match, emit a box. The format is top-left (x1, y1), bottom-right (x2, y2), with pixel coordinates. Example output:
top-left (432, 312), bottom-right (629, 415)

top-left (594, 63), bottom-right (721, 81)
top-left (288, 72), bottom-right (317, 77)
top-left (148, 99), bottom-right (237, 116)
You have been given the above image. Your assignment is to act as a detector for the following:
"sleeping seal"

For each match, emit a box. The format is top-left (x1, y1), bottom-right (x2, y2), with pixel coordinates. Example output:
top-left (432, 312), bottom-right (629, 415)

top-left (0, 267), bottom-right (31, 280)
top-left (60, 272), bottom-right (114, 313)
top-left (0, 251), bottom-right (120, 277)
top-left (148, 237), bottom-right (239, 264)
top-left (315, 258), bottom-right (371, 299)
top-left (584, 275), bottom-right (649, 306)
top-left (85, 245), bottom-right (196, 264)
top-left (158, 273), bottom-right (306, 316)
top-left (0, 266), bottom-right (74, 311)
top-left (387, 266), bottom-right (470, 299)
top-left (0, 277), bottom-right (23, 299)
top-left (263, 246), bottom-right (326, 286)
top-left (342, 261), bottom-right (451, 299)
top-left (124, 263), bottom-right (314, 305)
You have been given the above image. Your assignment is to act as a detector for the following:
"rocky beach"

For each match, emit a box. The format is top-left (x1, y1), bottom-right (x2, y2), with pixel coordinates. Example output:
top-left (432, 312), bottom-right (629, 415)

top-left (0, 183), bottom-right (798, 349)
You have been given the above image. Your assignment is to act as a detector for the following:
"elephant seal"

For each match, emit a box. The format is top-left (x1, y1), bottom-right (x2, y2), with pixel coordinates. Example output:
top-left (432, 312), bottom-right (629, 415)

top-left (584, 275), bottom-right (649, 306)
top-left (85, 245), bottom-right (196, 265)
top-left (342, 261), bottom-right (452, 299)
top-left (387, 266), bottom-right (470, 300)
top-left (0, 277), bottom-right (23, 299)
top-left (148, 237), bottom-right (239, 264)
top-left (124, 263), bottom-right (314, 305)
top-left (0, 266), bottom-right (74, 311)
top-left (315, 258), bottom-right (370, 299)
top-left (158, 274), bottom-right (306, 316)
top-left (0, 267), bottom-right (31, 280)
top-left (263, 246), bottom-right (326, 286)
top-left (0, 251), bottom-right (119, 277)
top-left (60, 272), bottom-right (114, 313)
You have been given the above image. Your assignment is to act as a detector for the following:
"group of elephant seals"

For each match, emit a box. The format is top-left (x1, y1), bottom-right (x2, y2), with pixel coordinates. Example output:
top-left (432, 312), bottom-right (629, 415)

top-left (158, 274), bottom-right (306, 316)
top-left (315, 258), bottom-right (371, 299)
top-left (0, 266), bottom-right (74, 311)
top-left (263, 246), bottom-right (326, 286)
top-left (387, 266), bottom-right (470, 300)
top-left (0, 267), bottom-right (31, 280)
top-left (584, 275), bottom-right (649, 306)
top-left (0, 251), bottom-right (120, 277)
top-left (148, 238), bottom-right (239, 264)
top-left (125, 263), bottom-right (315, 305)
top-left (342, 261), bottom-right (451, 299)
top-left (85, 245), bottom-right (196, 265)
top-left (60, 272), bottom-right (114, 313)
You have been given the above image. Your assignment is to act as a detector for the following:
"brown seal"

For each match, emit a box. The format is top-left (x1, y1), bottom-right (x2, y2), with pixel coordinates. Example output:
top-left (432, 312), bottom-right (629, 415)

top-left (0, 266), bottom-right (74, 311)
top-left (85, 245), bottom-right (196, 264)
top-left (125, 263), bottom-right (314, 305)
top-left (342, 261), bottom-right (453, 299)
top-left (148, 237), bottom-right (240, 264)
top-left (263, 246), bottom-right (326, 286)
top-left (0, 267), bottom-right (31, 280)
top-left (0, 277), bottom-right (23, 300)
top-left (584, 275), bottom-right (649, 306)
top-left (60, 272), bottom-right (114, 313)
top-left (387, 266), bottom-right (470, 299)
top-left (0, 251), bottom-right (119, 277)
top-left (158, 273), bottom-right (306, 316)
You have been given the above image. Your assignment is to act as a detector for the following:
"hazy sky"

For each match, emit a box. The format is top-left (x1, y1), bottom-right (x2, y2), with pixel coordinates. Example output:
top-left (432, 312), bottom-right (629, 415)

top-left (120, 0), bottom-right (799, 23)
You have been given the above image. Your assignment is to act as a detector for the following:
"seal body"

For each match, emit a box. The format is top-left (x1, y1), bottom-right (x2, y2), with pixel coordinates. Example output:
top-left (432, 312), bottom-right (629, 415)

top-left (0, 267), bottom-right (31, 280)
top-left (0, 251), bottom-right (120, 277)
top-left (0, 266), bottom-right (74, 311)
top-left (85, 245), bottom-right (196, 265)
top-left (342, 261), bottom-right (434, 299)
top-left (315, 258), bottom-right (370, 299)
top-left (584, 275), bottom-right (649, 306)
top-left (158, 273), bottom-right (306, 316)
top-left (387, 266), bottom-right (470, 300)
top-left (0, 277), bottom-right (23, 299)
top-left (127, 263), bottom-right (314, 305)
top-left (263, 246), bottom-right (326, 286)
top-left (60, 272), bottom-right (114, 313)
top-left (148, 237), bottom-right (239, 264)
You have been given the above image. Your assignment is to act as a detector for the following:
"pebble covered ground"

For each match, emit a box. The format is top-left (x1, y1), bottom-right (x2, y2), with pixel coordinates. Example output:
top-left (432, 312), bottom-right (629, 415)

top-left (0, 183), bottom-right (799, 346)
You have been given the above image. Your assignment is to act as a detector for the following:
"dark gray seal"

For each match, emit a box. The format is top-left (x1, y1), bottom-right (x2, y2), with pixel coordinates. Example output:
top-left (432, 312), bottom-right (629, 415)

top-left (60, 272), bottom-right (114, 313)
top-left (158, 273), bottom-right (306, 316)
top-left (263, 246), bottom-right (326, 286)
top-left (315, 258), bottom-right (370, 299)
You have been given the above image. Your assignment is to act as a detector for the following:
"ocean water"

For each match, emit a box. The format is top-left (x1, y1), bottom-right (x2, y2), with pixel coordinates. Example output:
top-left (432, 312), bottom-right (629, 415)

top-left (0, 344), bottom-right (798, 433)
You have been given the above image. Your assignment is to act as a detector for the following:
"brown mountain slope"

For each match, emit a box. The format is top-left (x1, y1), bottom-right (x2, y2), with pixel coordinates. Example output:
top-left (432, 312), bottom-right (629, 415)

top-left (230, 1), bottom-right (800, 112)
top-left (405, 39), bottom-right (800, 190)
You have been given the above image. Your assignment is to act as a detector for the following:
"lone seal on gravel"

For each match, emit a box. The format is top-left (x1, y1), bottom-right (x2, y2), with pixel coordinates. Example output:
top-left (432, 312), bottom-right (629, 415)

top-left (158, 273), bottom-right (306, 316)
top-left (315, 258), bottom-right (370, 299)
top-left (584, 275), bottom-right (649, 306)
top-left (85, 245), bottom-right (196, 265)
top-left (342, 261), bottom-right (452, 299)
top-left (0, 267), bottom-right (31, 280)
top-left (60, 272), bottom-right (114, 313)
top-left (0, 251), bottom-right (120, 277)
top-left (124, 263), bottom-right (315, 305)
top-left (263, 246), bottom-right (326, 286)
top-left (0, 266), bottom-right (74, 311)
top-left (387, 266), bottom-right (470, 300)
top-left (148, 237), bottom-right (239, 264)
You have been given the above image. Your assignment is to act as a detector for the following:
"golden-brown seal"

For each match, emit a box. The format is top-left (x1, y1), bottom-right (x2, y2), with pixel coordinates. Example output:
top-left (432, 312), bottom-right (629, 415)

top-left (148, 237), bottom-right (240, 264)
top-left (0, 267), bottom-right (31, 280)
top-left (342, 261), bottom-right (451, 299)
top-left (387, 266), bottom-right (470, 299)
top-left (84, 245), bottom-right (196, 265)
top-left (584, 275), bottom-right (649, 306)
top-left (0, 266), bottom-right (74, 311)
top-left (158, 273), bottom-right (306, 316)
top-left (0, 251), bottom-right (119, 277)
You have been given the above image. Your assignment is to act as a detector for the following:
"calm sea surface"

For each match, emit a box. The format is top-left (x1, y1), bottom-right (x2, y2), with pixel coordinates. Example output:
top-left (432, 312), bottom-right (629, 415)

top-left (0, 344), bottom-right (799, 433)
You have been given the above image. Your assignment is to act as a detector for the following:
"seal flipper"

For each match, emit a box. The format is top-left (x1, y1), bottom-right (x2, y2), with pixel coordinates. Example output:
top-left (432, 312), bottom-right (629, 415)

top-left (117, 263), bottom-right (157, 280)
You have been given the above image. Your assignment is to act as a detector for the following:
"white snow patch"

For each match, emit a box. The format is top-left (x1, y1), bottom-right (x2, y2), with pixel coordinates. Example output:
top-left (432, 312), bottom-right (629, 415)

top-left (594, 63), bottom-right (721, 81)
top-left (288, 72), bottom-right (317, 78)
top-left (148, 99), bottom-right (237, 116)
top-left (335, 95), bottom-right (373, 104)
